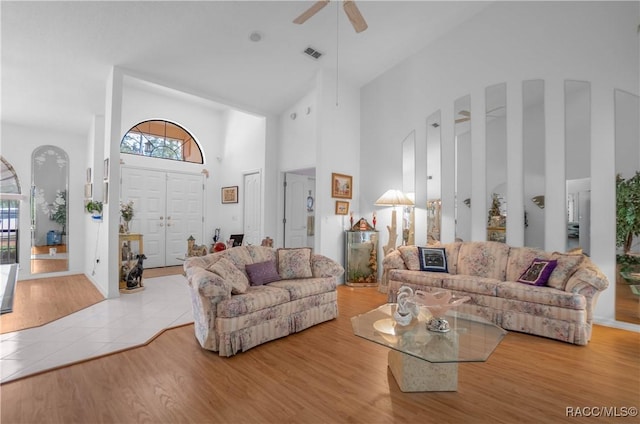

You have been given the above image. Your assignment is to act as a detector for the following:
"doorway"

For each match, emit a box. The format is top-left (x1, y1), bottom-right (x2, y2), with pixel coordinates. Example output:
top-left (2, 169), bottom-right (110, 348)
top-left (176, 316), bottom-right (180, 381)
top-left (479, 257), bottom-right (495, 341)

top-left (284, 169), bottom-right (315, 248)
top-left (121, 167), bottom-right (204, 268)
top-left (243, 171), bottom-right (262, 246)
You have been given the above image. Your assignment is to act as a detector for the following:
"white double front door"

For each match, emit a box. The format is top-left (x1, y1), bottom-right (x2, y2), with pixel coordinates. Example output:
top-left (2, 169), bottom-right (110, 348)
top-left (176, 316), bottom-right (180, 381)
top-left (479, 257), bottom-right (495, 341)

top-left (121, 167), bottom-right (204, 268)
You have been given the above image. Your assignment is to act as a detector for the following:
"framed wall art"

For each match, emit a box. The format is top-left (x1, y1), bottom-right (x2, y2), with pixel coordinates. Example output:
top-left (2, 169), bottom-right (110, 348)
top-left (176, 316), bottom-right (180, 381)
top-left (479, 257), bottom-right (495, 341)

top-left (335, 200), bottom-right (349, 215)
top-left (221, 186), bottom-right (238, 204)
top-left (331, 173), bottom-right (352, 199)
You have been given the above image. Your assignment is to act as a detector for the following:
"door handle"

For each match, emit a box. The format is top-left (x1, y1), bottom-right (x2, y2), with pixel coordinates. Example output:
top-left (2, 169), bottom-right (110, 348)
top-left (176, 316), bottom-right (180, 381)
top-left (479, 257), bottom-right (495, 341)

top-left (167, 216), bottom-right (171, 220)
top-left (159, 216), bottom-right (164, 220)
top-left (160, 223), bottom-right (164, 227)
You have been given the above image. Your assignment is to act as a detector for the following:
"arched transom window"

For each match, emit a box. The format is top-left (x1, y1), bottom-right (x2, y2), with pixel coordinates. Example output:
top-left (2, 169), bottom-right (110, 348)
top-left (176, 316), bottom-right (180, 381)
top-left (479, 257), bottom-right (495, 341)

top-left (120, 120), bottom-right (203, 164)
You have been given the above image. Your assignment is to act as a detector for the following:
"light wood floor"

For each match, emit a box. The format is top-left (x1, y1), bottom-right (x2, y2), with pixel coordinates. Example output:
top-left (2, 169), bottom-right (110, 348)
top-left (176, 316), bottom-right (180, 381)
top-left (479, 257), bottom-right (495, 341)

top-left (0, 274), bottom-right (103, 334)
top-left (0, 266), bottom-right (183, 334)
top-left (1, 286), bottom-right (638, 424)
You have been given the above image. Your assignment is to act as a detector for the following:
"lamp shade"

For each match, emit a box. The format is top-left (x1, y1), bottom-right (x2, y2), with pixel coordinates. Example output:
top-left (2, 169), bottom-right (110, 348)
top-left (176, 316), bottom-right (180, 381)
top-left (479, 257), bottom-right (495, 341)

top-left (374, 189), bottom-right (414, 207)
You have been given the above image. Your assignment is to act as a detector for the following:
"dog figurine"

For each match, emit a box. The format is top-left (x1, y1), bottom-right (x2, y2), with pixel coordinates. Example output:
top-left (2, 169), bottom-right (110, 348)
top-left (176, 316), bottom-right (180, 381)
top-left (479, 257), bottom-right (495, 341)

top-left (126, 253), bottom-right (147, 289)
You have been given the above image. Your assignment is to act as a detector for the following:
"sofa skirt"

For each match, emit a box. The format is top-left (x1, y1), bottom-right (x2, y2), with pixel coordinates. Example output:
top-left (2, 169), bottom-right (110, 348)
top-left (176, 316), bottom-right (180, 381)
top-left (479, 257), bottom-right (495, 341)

top-left (216, 294), bottom-right (338, 356)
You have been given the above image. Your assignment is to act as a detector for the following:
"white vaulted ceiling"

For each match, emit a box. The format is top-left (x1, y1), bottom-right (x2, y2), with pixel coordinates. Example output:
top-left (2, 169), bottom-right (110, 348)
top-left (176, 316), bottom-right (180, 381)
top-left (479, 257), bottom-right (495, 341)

top-left (1, 1), bottom-right (491, 136)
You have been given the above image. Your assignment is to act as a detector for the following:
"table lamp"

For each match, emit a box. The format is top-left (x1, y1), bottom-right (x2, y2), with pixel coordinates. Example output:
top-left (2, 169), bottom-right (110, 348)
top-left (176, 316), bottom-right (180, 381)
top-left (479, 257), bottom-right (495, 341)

top-left (374, 189), bottom-right (414, 255)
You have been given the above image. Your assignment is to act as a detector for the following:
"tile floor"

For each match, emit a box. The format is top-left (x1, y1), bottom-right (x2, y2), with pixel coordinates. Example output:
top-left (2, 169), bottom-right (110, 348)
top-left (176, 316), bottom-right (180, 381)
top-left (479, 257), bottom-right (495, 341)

top-left (0, 274), bottom-right (193, 383)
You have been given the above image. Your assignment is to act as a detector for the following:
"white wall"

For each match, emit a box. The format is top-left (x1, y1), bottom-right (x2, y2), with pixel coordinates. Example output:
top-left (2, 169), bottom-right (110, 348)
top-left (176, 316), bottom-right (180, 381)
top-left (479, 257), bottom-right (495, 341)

top-left (360, 1), bottom-right (639, 326)
top-left (2, 123), bottom-right (88, 280)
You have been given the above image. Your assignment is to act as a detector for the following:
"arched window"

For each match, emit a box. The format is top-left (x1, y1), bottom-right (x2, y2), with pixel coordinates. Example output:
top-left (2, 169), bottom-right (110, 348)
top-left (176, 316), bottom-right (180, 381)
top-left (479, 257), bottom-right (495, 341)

top-left (120, 120), bottom-right (203, 164)
top-left (1, 156), bottom-right (21, 264)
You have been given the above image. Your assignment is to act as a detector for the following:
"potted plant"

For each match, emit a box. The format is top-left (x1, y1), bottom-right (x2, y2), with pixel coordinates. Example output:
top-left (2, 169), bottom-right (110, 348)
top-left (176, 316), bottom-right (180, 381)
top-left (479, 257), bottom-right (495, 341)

top-left (616, 172), bottom-right (640, 255)
top-left (616, 172), bottom-right (640, 282)
top-left (85, 200), bottom-right (103, 220)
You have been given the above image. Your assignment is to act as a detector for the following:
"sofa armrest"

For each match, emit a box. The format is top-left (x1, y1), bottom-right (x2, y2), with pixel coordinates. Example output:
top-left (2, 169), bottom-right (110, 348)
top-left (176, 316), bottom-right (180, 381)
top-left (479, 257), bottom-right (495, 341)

top-left (185, 266), bottom-right (232, 299)
top-left (382, 250), bottom-right (408, 271)
top-left (565, 266), bottom-right (609, 293)
top-left (312, 254), bottom-right (345, 279)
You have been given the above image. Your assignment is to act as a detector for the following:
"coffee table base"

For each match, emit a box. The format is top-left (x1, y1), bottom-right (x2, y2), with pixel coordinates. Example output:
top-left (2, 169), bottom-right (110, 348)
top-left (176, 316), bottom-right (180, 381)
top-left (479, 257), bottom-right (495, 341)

top-left (388, 350), bottom-right (458, 392)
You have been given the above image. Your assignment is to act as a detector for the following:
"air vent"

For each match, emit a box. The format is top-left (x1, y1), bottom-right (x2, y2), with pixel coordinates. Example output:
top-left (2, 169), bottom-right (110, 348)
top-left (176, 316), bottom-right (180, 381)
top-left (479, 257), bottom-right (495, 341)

top-left (303, 46), bottom-right (323, 60)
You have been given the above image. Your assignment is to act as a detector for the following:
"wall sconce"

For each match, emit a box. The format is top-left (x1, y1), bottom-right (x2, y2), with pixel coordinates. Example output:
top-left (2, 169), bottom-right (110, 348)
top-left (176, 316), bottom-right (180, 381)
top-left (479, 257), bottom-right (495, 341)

top-left (290, 113), bottom-right (297, 120)
top-left (531, 195), bottom-right (545, 209)
top-left (463, 198), bottom-right (471, 208)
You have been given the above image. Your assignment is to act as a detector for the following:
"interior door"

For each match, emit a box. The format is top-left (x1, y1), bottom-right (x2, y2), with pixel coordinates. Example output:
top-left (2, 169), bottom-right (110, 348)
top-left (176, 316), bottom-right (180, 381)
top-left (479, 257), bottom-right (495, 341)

top-left (284, 173), bottom-right (308, 248)
top-left (122, 168), bottom-right (203, 268)
top-left (121, 168), bottom-right (166, 268)
top-left (243, 171), bottom-right (261, 246)
top-left (166, 172), bottom-right (204, 266)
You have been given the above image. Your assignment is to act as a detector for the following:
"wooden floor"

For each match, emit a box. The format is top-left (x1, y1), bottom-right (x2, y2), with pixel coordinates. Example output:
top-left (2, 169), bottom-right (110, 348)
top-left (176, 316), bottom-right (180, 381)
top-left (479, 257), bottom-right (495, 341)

top-left (0, 274), bottom-right (103, 334)
top-left (1, 286), bottom-right (638, 424)
top-left (0, 266), bottom-right (183, 334)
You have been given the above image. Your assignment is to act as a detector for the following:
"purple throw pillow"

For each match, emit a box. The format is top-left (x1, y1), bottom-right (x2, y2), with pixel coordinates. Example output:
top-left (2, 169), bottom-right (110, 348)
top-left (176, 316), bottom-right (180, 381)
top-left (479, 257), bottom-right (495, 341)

top-left (245, 261), bottom-right (281, 286)
top-left (517, 259), bottom-right (558, 286)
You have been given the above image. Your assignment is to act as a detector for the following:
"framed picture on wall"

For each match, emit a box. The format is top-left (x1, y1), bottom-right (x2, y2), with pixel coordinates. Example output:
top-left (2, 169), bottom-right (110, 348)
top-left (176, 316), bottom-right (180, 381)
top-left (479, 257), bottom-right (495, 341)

top-left (84, 183), bottom-right (92, 199)
top-left (331, 173), bottom-right (352, 199)
top-left (221, 186), bottom-right (238, 204)
top-left (86, 167), bottom-right (92, 183)
top-left (103, 158), bottom-right (109, 181)
top-left (335, 200), bottom-right (349, 215)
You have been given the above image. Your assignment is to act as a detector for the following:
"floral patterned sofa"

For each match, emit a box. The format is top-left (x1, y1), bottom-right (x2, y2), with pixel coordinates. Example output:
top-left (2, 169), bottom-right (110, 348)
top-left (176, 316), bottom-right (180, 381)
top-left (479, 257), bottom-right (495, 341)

top-left (382, 242), bottom-right (609, 345)
top-left (184, 245), bottom-right (343, 356)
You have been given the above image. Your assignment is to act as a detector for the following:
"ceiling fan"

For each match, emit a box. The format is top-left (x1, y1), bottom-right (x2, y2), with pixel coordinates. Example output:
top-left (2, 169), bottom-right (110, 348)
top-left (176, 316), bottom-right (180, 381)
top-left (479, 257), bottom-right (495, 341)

top-left (455, 106), bottom-right (506, 124)
top-left (293, 0), bottom-right (368, 33)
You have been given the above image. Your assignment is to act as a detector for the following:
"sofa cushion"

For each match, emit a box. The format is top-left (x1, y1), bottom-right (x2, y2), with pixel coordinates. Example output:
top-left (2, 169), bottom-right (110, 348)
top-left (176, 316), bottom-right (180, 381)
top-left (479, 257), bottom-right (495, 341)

top-left (497, 281), bottom-right (587, 310)
top-left (548, 253), bottom-right (585, 290)
top-left (506, 247), bottom-right (552, 282)
top-left (443, 242), bottom-right (463, 275)
top-left (517, 259), bottom-right (558, 286)
top-left (217, 285), bottom-right (290, 318)
top-left (268, 277), bottom-right (336, 300)
top-left (441, 274), bottom-right (501, 296)
top-left (277, 248), bottom-right (313, 279)
top-left (246, 245), bottom-right (277, 264)
top-left (418, 247), bottom-right (448, 272)
top-left (246, 260), bottom-right (281, 286)
top-left (389, 269), bottom-right (444, 289)
top-left (219, 247), bottom-right (254, 278)
top-left (398, 246), bottom-right (420, 271)
top-left (457, 241), bottom-right (510, 280)
top-left (208, 258), bottom-right (250, 294)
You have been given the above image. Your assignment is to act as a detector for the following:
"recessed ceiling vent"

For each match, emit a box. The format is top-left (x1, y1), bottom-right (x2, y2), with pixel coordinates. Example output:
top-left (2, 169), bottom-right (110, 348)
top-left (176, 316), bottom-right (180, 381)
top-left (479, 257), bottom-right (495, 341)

top-left (303, 46), bottom-right (323, 60)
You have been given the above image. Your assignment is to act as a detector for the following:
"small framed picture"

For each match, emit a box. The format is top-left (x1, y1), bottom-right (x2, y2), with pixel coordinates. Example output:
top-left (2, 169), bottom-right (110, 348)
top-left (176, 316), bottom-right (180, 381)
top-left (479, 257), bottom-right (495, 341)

top-left (86, 167), bottom-right (92, 183)
top-left (103, 158), bottom-right (109, 181)
top-left (331, 173), bottom-right (352, 199)
top-left (103, 181), bottom-right (109, 204)
top-left (221, 186), bottom-right (238, 204)
top-left (84, 183), bottom-right (92, 199)
top-left (335, 200), bottom-right (349, 215)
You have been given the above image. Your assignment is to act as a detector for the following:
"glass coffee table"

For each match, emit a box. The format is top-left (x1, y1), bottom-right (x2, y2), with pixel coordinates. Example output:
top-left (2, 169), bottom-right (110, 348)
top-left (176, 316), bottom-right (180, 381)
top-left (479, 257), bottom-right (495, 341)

top-left (351, 303), bottom-right (506, 392)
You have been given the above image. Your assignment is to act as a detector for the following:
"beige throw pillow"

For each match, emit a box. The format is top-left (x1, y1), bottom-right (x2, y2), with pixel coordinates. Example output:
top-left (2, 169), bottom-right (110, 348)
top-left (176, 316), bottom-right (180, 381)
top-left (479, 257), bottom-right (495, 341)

top-left (277, 248), bottom-right (313, 279)
top-left (208, 257), bottom-right (250, 294)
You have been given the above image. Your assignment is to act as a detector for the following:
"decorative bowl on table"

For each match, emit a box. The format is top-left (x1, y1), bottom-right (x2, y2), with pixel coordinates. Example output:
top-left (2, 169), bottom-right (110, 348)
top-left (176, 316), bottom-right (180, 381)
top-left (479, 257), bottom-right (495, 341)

top-left (413, 290), bottom-right (470, 333)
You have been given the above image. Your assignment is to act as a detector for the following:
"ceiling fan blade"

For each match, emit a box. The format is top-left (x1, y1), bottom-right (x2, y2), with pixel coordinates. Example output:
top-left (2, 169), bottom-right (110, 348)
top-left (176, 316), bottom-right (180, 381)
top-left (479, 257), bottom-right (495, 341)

top-left (458, 110), bottom-right (471, 117)
top-left (455, 117), bottom-right (470, 124)
top-left (293, 0), bottom-right (330, 25)
top-left (343, 0), bottom-right (368, 33)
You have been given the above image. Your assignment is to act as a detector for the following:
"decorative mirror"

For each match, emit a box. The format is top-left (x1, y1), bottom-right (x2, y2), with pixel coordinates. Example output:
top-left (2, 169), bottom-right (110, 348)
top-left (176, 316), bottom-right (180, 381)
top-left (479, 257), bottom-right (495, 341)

top-left (614, 89), bottom-right (640, 325)
top-left (402, 130), bottom-right (416, 245)
top-left (523, 80), bottom-right (545, 249)
top-left (426, 110), bottom-right (441, 244)
top-left (565, 80), bottom-right (591, 254)
top-left (31, 145), bottom-right (69, 274)
top-left (485, 83), bottom-right (507, 242)
top-left (454, 95), bottom-right (472, 242)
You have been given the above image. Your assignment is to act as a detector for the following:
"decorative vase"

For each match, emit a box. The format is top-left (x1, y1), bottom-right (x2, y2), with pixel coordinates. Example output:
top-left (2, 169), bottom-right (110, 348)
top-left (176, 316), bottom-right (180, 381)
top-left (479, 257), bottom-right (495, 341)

top-left (122, 219), bottom-right (130, 234)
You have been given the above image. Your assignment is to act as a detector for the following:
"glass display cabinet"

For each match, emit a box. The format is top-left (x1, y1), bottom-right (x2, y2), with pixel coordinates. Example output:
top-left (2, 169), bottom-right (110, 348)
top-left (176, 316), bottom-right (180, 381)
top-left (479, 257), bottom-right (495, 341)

top-left (344, 230), bottom-right (379, 286)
